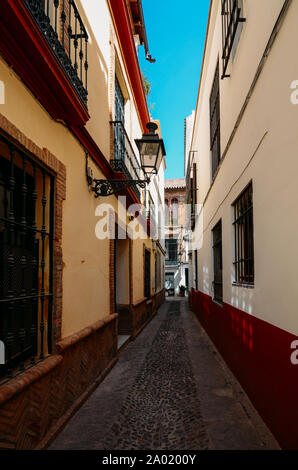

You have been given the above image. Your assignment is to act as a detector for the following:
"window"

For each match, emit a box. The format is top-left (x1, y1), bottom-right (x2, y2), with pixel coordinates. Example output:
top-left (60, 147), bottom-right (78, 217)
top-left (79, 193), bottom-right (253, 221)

top-left (221, 0), bottom-right (246, 79)
top-left (212, 221), bottom-right (223, 303)
top-left (0, 135), bottom-right (54, 381)
top-left (165, 238), bottom-right (178, 265)
top-left (210, 62), bottom-right (221, 179)
top-left (171, 198), bottom-right (179, 226)
top-left (233, 183), bottom-right (254, 285)
top-left (114, 77), bottom-right (125, 162)
top-left (190, 163), bottom-right (197, 228)
top-left (232, 0), bottom-right (244, 61)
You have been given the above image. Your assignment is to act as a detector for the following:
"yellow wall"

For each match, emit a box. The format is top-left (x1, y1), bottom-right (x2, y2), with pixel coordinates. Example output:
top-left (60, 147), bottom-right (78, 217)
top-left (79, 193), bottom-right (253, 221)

top-left (0, 0), bottom-right (159, 339)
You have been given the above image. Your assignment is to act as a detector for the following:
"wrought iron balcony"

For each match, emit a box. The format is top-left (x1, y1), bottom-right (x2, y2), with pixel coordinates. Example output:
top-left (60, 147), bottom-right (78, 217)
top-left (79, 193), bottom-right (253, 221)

top-left (24, 0), bottom-right (88, 107)
top-left (110, 121), bottom-right (144, 200)
top-left (165, 260), bottom-right (179, 266)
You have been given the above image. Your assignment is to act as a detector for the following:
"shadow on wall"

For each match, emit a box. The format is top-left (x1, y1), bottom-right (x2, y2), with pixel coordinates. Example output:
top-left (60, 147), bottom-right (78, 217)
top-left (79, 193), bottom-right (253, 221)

top-left (76, 0), bottom-right (111, 156)
top-left (174, 270), bottom-right (182, 292)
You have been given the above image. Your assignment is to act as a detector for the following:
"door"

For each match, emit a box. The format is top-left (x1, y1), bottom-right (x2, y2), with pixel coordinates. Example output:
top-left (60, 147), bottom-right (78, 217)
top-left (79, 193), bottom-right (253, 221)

top-left (144, 249), bottom-right (151, 299)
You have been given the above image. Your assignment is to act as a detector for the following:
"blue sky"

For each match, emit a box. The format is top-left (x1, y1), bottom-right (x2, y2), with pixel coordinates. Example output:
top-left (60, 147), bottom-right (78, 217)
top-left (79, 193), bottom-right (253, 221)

top-left (139, 0), bottom-right (210, 180)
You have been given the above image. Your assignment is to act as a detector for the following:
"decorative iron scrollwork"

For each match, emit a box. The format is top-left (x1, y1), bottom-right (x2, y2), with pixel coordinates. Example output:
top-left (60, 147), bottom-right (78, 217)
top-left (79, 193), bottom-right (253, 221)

top-left (24, 0), bottom-right (88, 107)
top-left (92, 179), bottom-right (147, 198)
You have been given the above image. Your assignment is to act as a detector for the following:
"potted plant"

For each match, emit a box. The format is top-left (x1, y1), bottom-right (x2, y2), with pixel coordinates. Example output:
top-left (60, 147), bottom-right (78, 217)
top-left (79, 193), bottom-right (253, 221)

top-left (179, 285), bottom-right (186, 297)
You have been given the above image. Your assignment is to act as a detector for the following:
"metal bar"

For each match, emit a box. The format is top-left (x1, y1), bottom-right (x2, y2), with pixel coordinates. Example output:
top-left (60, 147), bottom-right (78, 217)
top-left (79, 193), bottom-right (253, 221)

top-left (0, 217), bottom-right (51, 237)
top-left (19, 154), bottom-right (28, 371)
top-left (74, 10), bottom-right (78, 73)
top-left (6, 145), bottom-right (16, 377)
top-left (30, 162), bottom-right (38, 365)
top-left (68, 0), bottom-right (72, 59)
top-left (0, 294), bottom-right (52, 304)
top-left (47, 174), bottom-right (55, 354)
top-left (39, 170), bottom-right (46, 360)
top-left (85, 36), bottom-right (88, 92)
top-left (80, 27), bottom-right (83, 82)
top-left (221, 0), bottom-right (246, 79)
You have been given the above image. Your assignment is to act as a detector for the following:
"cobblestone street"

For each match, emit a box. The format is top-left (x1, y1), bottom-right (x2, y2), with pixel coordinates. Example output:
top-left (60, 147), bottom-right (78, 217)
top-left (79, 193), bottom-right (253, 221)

top-left (50, 299), bottom-right (279, 450)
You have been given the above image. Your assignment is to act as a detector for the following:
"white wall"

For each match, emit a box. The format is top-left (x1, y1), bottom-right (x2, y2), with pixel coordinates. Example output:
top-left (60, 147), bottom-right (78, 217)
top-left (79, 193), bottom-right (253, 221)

top-left (190, 0), bottom-right (298, 335)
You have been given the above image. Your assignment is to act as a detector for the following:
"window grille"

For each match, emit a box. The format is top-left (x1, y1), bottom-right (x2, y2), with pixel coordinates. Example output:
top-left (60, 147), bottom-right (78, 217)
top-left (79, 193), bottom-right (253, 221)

top-left (221, 0), bottom-right (246, 79)
top-left (212, 220), bottom-right (223, 302)
top-left (233, 183), bottom-right (254, 285)
top-left (114, 77), bottom-right (125, 162)
top-left (165, 239), bottom-right (178, 265)
top-left (0, 134), bottom-right (54, 382)
top-left (210, 62), bottom-right (221, 179)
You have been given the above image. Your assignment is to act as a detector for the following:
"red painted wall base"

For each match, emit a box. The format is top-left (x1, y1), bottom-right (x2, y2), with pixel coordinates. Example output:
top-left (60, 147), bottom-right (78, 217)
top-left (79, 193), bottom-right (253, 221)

top-left (189, 288), bottom-right (298, 449)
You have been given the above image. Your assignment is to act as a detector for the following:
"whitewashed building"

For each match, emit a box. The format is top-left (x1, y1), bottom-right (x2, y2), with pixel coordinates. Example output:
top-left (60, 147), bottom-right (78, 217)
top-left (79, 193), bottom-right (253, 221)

top-left (187, 0), bottom-right (298, 449)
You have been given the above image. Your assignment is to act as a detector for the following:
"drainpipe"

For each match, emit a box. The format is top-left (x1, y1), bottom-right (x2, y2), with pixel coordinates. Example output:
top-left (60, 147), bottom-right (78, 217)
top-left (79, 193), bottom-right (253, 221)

top-left (137, 0), bottom-right (156, 63)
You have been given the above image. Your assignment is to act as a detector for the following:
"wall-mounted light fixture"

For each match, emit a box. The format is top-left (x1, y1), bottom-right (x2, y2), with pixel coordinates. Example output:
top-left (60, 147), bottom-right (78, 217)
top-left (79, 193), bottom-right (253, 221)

top-left (87, 122), bottom-right (166, 198)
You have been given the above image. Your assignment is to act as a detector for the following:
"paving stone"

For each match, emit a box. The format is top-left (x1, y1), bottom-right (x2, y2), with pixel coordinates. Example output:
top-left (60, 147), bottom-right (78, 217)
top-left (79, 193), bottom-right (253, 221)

top-left (50, 299), bottom-right (279, 451)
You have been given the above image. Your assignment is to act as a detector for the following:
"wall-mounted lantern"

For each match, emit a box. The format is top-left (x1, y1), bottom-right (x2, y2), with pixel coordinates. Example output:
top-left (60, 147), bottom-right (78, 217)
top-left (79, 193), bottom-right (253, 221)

top-left (88, 122), bottom-right (166, 197)
top-left (135, 122), bottom-right (166, 176)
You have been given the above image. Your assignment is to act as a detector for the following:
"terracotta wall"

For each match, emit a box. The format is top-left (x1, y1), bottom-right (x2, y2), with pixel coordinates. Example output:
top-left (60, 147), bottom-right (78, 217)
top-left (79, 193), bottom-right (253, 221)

top-left (0, 314), bottom-right (118, 450)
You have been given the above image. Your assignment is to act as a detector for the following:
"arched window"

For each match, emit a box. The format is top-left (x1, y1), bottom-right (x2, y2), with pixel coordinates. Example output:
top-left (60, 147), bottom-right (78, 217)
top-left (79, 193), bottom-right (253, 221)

top-left (171, 198), bottom-right (179, 226)
top-left (164, 199), bottom-right (170, 226)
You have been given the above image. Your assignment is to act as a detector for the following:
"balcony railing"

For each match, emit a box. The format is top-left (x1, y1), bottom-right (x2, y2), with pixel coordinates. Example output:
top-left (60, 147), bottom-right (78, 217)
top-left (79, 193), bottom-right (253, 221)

top-left (165, 260), bottom-right (179, 266)
top-left (24, 0), bottom-right (88, 107)
top-left (110, 121), bottom-right (144, 199)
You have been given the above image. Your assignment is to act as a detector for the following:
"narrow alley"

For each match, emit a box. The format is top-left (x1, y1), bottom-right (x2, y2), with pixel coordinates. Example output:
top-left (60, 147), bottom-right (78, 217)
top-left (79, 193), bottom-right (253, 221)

top-left (49, 299), bottom-right (279, 451)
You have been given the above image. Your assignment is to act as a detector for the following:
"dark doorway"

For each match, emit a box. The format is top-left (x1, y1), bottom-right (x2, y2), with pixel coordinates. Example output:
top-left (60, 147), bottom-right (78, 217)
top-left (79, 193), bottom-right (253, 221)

top-left (144, 249), bottom-right (151, 299)
top-left (185, 268), bottom-right (189, 293)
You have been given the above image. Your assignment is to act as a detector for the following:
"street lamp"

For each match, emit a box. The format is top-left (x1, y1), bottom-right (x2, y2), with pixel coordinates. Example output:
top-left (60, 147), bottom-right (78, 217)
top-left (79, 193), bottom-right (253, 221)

top-left (135, 122), bottom-right (166, 176)
top-left (89, 121), bottom-right (166, 197)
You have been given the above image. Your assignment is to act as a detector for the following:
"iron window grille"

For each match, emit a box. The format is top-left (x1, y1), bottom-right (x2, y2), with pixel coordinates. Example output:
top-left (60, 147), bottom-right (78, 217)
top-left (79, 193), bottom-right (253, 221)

top-left (165, 238), bottom-right (178, 266)
top-left (0, 133), bottom-right (54, 383)
top-left (111, 77), bottom-right (143, 199)
top-left (233, 182), bottom-right (254, 285)
top-left (210, 62), bottom-right (221, 179)
top-left (24, 0), bottom-right (89, 107)
top-left (110, 121), bottom-right (144, 200)
top-left (212, 220), bottom-right (223, 303)
top-left (221, 0), bottom-right (246, 79)
top-left (190, 162), bottom-right (197, 229)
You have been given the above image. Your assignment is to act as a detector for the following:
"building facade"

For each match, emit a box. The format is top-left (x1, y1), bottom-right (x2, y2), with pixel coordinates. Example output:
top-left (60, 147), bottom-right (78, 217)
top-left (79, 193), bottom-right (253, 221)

top-left (187, 0), bottom-right (298, 449)
top-left (0, 0), bottom-right (165, 449)
top-left (164, 179), bottom-right (189, 296)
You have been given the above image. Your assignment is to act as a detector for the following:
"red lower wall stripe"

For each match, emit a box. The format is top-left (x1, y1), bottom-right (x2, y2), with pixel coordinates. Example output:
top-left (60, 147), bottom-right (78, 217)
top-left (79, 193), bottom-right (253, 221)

top-left (189, 288), bottom-right (298, 449)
